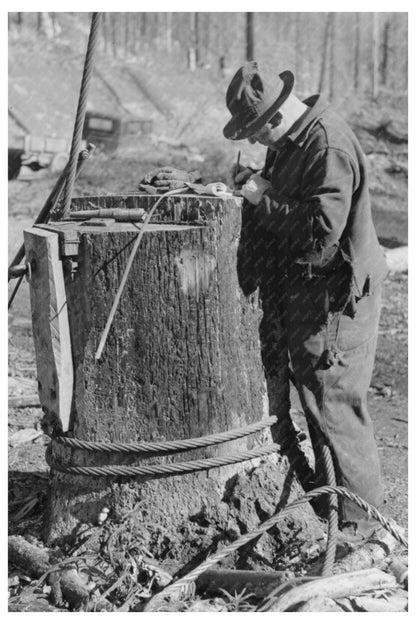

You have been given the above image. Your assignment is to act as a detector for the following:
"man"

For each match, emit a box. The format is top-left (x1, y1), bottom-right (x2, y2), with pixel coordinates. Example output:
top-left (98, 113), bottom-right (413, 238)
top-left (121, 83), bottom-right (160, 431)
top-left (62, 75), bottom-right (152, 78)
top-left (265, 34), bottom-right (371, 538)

top-left (222, 61), bottom-right (389, 540)
top-left (140, 61), bottom-right (389, 541)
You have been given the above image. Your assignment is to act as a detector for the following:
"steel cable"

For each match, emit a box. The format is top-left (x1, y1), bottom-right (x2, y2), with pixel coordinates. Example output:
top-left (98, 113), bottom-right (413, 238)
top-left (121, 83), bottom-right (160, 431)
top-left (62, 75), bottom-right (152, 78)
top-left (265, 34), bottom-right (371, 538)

top-left (60, 13), bottom-right (102, 219)
top-left (47, 443), bottom-right (279, 478)
top-left (149, 484), bottom-right (407, 604)
top-left (95, 187), bottom-right (187, 360)
top-left (52, 416), bottom-right (277, 455)
top-left (321, 443), bottom-right (338, 576)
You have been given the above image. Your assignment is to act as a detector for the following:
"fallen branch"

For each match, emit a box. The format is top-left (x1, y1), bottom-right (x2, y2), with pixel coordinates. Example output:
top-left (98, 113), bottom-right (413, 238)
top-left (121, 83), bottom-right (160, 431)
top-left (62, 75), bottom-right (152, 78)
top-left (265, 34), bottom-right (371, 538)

top-left (8, 535), bottom-right (50, 579)
top-left (8, 395), bottom-right (41, 408)
top-left (333, 530), bottom-right (401, 575)
top-left (261, 568), bottom-right (397, 612)
top-left (389, 557), bottom-right (408, 589)
top-left (8, 535), bottom-right (98, 611)
top-left (196, 568), bottom-right (295, 599)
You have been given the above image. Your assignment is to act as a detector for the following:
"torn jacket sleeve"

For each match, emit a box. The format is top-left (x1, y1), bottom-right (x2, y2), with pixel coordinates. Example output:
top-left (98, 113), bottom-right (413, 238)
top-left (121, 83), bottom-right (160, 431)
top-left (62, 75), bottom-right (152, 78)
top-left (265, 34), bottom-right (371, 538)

top-left (253, 147), bottom-right (358, 257)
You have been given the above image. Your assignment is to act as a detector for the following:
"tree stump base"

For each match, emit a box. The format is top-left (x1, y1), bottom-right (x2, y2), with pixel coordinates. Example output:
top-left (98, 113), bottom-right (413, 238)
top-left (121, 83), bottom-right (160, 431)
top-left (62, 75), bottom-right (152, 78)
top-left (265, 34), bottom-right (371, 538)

top-left (25, 193), bottom-right (322, 568)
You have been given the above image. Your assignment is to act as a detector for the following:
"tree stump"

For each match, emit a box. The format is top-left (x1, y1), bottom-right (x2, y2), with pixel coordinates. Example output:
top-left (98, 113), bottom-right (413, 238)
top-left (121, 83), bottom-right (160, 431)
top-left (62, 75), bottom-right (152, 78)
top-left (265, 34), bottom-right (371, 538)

top-left (25, 193), bottom-right (321, 568)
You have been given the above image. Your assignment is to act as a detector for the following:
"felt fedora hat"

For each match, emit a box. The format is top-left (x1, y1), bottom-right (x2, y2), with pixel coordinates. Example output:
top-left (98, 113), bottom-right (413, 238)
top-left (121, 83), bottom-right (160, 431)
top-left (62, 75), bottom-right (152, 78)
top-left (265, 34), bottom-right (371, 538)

top-left (223, 62), bottom-right (294, 140)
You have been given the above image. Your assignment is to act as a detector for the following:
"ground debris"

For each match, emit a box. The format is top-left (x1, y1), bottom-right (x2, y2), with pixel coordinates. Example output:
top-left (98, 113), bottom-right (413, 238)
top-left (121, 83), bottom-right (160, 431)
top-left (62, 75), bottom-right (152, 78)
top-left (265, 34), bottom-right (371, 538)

top-left (296, 596), bottom-right (344, 611)
top-left (186, 598), bottom-right (226, 611)
top-left (258, 568), bottom-right (398, 612)
top-left (9, 428), bottom-right (43, 446)
top-left (351, 589), bottom-right (408, 612)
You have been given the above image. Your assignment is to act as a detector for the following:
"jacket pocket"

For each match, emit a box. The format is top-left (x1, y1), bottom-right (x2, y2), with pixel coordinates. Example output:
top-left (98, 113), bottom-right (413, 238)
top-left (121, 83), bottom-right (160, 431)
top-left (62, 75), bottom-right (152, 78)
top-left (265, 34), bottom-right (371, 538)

top-left (336, 286), bottom-right (382, 351)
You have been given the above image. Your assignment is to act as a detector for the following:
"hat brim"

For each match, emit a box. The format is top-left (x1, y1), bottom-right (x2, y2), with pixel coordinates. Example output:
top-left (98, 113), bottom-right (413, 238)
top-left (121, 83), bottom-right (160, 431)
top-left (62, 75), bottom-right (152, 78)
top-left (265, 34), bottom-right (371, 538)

top-left (223, 70), bottom-right (295, 141)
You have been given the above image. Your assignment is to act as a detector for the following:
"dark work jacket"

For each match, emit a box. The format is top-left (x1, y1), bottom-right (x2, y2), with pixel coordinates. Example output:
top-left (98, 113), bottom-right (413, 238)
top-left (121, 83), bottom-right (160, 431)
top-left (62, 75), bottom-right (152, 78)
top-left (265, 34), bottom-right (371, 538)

top-left (237, 95), bottom-right (388, 311)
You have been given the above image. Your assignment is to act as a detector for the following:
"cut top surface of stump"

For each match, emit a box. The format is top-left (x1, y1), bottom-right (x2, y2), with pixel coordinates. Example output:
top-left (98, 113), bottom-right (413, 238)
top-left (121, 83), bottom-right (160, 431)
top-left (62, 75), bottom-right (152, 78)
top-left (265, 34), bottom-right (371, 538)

top-left (68, 193), bottom-right (243, 226)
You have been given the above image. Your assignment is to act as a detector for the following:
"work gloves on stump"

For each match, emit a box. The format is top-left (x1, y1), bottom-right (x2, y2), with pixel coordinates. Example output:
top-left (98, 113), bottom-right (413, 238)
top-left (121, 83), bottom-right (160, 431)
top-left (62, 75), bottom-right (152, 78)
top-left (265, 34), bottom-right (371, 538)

top-left (139, 163), bottom-right (270, 205)
top-left (140, 167), bottom-right (202, 190)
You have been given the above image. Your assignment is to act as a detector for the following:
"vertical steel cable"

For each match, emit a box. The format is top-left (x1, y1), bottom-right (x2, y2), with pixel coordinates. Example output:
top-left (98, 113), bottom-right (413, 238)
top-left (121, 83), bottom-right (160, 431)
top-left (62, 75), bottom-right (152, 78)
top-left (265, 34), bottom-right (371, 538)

top-left (60, 12), bottom-right (102, 219)
top-left (321, 442), bottom-right (338, 576)
top-left (287, 369), bottom-right (338, 576)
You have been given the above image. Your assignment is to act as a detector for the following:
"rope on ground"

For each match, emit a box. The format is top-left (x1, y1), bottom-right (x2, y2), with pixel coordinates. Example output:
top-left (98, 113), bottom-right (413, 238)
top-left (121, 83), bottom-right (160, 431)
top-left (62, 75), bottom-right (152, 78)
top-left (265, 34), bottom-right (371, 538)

top-left (149, 484), bottom-right (407, 603)
top-left (47, 443), bottom-right (279, 478)
top-left (52, 416), bottom-right (277, 454)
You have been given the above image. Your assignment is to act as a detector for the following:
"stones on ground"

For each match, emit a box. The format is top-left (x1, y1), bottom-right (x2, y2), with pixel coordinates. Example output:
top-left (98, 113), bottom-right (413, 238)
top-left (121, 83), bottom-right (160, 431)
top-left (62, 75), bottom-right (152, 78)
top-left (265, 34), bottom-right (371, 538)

top-left (351, 590), bottom-right (408, 612)
top-left (9, 428), bottom-right (43, 447)
top-left (296, 596), bottom-right (345, 611)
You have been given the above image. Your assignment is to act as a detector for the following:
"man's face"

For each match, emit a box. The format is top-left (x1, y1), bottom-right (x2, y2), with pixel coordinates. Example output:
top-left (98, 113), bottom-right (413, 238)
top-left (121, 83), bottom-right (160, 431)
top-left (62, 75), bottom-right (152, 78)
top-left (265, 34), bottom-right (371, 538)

top-left (247, 114), bottom-right (288, 149)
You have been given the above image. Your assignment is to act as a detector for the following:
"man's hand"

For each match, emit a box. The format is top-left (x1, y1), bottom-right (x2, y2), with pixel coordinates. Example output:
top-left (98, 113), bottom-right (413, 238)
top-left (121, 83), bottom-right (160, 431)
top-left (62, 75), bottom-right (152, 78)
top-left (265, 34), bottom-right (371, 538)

top-left (241, 173), bottom-right (271, 205)
top-left (231, 165), bottom-right (255, 188)
top-left (140, 167), bottom-right (202, 190)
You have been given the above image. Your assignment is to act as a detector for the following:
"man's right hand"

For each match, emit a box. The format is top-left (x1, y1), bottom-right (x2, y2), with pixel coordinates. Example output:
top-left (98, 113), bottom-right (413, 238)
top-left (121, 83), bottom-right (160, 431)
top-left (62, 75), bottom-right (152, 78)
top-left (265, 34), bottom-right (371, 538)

top-left (232, 165), bottom-right (257, 188)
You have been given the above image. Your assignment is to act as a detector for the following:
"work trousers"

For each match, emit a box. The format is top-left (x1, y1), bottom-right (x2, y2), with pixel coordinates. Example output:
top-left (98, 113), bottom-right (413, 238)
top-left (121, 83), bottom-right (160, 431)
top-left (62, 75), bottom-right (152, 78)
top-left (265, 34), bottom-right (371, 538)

top-left (260, 273), bottom-right (384, 523)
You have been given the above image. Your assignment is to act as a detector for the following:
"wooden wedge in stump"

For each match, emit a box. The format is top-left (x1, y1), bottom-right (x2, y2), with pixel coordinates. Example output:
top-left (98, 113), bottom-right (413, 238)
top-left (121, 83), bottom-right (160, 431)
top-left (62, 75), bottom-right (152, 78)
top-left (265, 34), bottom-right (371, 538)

top-left (25, 193), bottom-right (321, 567)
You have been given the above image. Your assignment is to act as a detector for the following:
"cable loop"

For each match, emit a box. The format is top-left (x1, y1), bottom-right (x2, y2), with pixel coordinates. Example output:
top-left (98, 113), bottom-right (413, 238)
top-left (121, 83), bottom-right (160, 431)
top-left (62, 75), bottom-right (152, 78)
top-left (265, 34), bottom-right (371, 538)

top-left (53, 416), bottom-right (277, 455)
top-left (47, 443), bottom-right (279, 478)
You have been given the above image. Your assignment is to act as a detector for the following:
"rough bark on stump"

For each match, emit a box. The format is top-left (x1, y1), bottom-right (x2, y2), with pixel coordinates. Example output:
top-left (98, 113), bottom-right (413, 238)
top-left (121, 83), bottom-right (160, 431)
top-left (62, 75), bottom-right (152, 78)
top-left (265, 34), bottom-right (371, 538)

top-left (27, 193), bottom-right (321, 567)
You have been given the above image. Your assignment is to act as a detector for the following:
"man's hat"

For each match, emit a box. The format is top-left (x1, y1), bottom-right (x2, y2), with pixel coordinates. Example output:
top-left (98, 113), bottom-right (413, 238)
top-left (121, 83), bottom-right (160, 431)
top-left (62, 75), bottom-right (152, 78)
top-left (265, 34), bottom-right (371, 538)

top-left (223, 62), bottom-right (294, 141)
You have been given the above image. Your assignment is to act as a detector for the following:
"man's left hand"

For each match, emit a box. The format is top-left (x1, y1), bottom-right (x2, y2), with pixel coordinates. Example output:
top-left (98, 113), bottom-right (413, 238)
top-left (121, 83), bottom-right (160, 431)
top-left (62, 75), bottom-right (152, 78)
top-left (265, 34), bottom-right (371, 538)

top-left (241, 173), bottom-right (271, 205)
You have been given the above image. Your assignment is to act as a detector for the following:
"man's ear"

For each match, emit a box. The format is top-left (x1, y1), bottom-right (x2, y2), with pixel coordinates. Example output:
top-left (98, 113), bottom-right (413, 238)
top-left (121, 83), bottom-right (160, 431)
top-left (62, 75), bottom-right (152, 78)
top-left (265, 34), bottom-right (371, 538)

top-left (270, 111), bottom-right (283, 127)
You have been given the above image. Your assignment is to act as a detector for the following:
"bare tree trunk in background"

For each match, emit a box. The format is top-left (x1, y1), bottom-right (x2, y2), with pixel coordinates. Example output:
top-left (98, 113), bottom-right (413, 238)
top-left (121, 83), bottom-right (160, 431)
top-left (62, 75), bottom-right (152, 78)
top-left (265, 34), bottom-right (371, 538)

top-left (404, 15), bottom-right (408, 90)
top-left (37, 12), bottom-right (54, 38)
top-left (188, 12), bottom-right (198, 71)
top-left (381, 20), bottom-right (390, 86)
top-left (17, 13), bottom-right (23, 26)
top-left (123, 13), bottom-right (129, 60)
top-left (140, 12), bottom-right (147, 43)
top-left (294, 13), bottom-right (301, 80)
top-left (165, 12), bottom-right (172, 53)
top-left (354, 12), bottom-right (361, 93)
top-left (318, 12), bottom-right (331, 93)
top-left (246, 12), bottom-right (254, 61)
top-left (215, 13), bottom-right (226, 74)
top-left (102, 13), bottom-right (109, 55)
top-left (390, 12), bottom-right (407, 93)
top-left (130, 13), bottom-right (138, 57)
top-left (329, 13), bottom-right (336, 100)
top-left (203, 13), bottom-right (211, 67)
top-left (372, 12), bottom-right (379, 98)
top-left (111, 13), bottom-right (117, 59)
top-left (305, 15), bottom-right (315, 92)
top-left (153, 12), bottom-right (161, 50)
top-left (50, 13), bottom-right (61, 37)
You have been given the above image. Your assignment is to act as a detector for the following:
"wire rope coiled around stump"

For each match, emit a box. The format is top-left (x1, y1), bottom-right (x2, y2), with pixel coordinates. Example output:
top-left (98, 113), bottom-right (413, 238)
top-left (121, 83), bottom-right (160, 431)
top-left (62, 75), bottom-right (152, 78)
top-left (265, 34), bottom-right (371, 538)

top-left (47, 443), bottom-right (280, 478)
top-left (52, 415), bottom-right (277, 455)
